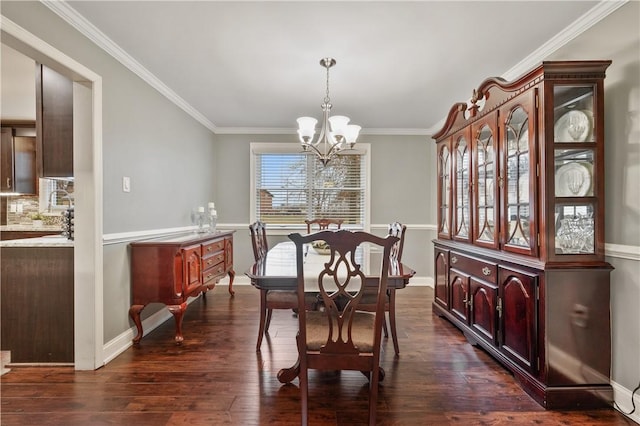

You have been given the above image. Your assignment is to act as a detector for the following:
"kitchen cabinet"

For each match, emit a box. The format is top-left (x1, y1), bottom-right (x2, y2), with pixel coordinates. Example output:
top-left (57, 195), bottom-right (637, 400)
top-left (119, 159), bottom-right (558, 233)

top-left (36, 63), bottom-right (73, 178)
top-left (1, 123), bottom-right (37, 195)
top-left (1, 246), bottom-right (74, 363)
top-left (432, 61), bottom-right (613, 409)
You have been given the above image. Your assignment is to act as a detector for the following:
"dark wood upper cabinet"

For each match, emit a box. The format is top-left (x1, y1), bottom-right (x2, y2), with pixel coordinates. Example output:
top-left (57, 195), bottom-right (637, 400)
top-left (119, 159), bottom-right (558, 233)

top-left (1, 123), bottom-right (37, 195)
top-left (36, 63), bottom-right (73, 178)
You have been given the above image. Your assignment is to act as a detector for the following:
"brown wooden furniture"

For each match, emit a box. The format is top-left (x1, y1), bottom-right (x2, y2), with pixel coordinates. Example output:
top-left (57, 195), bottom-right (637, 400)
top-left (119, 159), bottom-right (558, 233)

top-left (288, 230), bottom-right (398, 425)
top-left (1, 122), bottom-right (37, 195)
top-left (304, 218), bottom-right (343, 233)
top-left (36, 63), bottom-right (73, 178)
top-left (129, 231), bottom-right (235, 344)
top-left (249, 221), bottom-right (299, 352)
top-left (432, 61), bottom-right (613, 409)
top-left (360, 222), bottom-right (407, 355)
top-left (1, 246), bottom-right (74, 363)
top-left (245, 239), bottom-right (415, 385)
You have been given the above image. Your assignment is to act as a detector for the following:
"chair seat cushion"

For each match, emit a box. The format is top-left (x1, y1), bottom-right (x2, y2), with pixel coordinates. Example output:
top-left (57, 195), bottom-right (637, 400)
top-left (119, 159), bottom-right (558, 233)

top-left (266, 290), bottom-right (298, 304)
top-left (305, 311), bottom-right (375, 352)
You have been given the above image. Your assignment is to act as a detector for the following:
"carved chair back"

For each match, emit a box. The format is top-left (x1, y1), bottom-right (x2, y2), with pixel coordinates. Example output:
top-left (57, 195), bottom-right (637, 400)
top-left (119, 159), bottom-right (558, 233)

top-left (304, 218), bottom-right (344, 233)
top-left (288, 229), bottom-right (398, 425)
top-left (249, 221), bottom-right (268, 261)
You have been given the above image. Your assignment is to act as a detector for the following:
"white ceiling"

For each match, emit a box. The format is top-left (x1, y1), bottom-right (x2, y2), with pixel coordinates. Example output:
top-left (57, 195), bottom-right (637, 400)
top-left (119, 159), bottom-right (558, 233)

top-left (5, 1), bottom-right (627, 134)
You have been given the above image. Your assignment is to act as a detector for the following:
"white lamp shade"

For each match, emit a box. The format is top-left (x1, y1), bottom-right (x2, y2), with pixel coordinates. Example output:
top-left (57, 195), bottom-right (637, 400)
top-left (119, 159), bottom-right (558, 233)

top-left (297, 117), bottom-right (318, 140)
top-left (344, 124), bottom-right (361, 144)
top-left (328, 115), bottom-right (350, 137)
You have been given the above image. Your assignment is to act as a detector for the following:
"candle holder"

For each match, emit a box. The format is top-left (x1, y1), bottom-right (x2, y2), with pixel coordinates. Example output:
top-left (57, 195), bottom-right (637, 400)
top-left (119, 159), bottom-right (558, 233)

top-left (208, 203), bottom-right (218, 233)
top-left (191, 207), bottom-right (207, 233)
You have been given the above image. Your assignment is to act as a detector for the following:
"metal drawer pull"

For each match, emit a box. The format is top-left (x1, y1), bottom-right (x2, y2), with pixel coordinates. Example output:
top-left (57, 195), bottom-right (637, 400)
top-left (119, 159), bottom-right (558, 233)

top-left (482, 267), bottom-right (491, 276)
top-left (451, 256), bottom-right (458, 264)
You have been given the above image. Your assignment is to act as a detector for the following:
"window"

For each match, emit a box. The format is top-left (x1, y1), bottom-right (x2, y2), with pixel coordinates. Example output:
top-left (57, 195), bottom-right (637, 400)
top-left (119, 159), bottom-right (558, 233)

top-left (250, 143), bottom-right (370, 230)
top-left (38, 178), bottom-right (74, 212)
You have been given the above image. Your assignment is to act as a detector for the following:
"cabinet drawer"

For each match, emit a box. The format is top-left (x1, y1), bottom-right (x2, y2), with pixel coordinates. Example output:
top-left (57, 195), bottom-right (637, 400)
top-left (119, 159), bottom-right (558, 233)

top-left (202, 239), bottom-right (225, 255)
top-left (449, 252), bottom-right (497, 284)
top-left (202, 252), bottom-right (225, 269)
top-left (203, 264), bottom-right (226, 285)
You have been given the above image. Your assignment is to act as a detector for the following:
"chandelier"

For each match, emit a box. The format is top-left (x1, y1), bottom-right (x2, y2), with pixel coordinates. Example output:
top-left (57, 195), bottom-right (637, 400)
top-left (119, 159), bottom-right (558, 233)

top-left (296, 57), bottom-right (361, 166)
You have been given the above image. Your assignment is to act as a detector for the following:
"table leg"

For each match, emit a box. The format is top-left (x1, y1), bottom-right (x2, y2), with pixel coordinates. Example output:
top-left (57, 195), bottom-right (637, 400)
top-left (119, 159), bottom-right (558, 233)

top-left (167, 302), bottom-right (187, 344)
top-left (129, 304), bottom-right (145, 344)
top-left (227, 269), bottom-right (236, 296)
top-left (389, 288), bottom-right (400, 355)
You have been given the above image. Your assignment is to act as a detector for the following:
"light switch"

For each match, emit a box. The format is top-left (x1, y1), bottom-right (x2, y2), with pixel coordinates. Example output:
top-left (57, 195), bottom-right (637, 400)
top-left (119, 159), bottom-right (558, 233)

top-left (122, 176), bottom-right (131, 193)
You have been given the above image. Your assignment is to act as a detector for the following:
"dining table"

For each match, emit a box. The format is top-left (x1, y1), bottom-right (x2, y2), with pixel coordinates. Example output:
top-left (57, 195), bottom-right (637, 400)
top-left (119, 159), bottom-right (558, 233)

top-left (245, 240), bottom-right (416, 383)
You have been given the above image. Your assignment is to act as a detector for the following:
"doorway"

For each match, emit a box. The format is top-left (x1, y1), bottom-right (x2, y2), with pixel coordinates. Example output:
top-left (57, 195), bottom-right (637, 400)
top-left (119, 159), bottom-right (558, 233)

top-left (2, 16), bottom-right (104, 370)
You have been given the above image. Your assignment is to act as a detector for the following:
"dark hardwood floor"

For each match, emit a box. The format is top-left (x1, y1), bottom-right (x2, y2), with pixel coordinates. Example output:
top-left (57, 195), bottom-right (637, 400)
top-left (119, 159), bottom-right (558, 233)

top-left (0, 286), bottom-right (633, 425)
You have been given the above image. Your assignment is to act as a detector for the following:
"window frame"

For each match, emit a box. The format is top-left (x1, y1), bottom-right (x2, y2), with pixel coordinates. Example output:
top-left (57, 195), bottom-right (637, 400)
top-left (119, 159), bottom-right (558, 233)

top-left (250, 142), bottom-right (371, 234)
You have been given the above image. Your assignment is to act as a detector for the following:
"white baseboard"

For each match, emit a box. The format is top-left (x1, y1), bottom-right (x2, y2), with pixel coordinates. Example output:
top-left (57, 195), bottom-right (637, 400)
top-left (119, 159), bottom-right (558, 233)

top-left (612, 380), bottom-right (640, 424)
top-left (103, 304), bottom-right (174, 365)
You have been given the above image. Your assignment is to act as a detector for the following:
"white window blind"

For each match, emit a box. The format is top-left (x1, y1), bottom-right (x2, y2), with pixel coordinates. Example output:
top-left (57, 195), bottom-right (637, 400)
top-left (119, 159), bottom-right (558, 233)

top-left (252, 144), bottom-right (368, 228)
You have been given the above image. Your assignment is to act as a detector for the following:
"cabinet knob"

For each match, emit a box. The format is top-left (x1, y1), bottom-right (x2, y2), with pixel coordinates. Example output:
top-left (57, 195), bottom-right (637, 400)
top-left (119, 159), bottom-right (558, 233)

top-left (6, 177), bottom-right (10, 188)
top-left (482, 267), bottom-right (491, 276)
top-left (451, 256), bottom-right (458, 264)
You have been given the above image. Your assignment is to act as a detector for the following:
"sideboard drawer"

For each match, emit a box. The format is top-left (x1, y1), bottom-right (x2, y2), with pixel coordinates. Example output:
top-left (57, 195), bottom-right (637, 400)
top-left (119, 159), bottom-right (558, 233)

top-left (203, 252), bottom-right (225, 269)
top-left (449, 252), bottom-right (497, 284)
top-left (203, 264), bottom-right (226, 285)
top-left (203, 240), bottom-right (225, 255)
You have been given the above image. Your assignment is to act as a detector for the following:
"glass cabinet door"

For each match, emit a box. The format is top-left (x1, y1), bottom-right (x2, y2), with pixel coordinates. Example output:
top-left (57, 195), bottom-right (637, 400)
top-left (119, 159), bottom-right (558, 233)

top-left (472, 115), bottom-right (498, 249)
top-left (437, 141), bottom-right (451, 239)
top-left (500, 91), bottom-right (537, 256)
top-left (453, 131), bottom-right (471, 242)
top-left (552, 85), bottom-right (597, 255)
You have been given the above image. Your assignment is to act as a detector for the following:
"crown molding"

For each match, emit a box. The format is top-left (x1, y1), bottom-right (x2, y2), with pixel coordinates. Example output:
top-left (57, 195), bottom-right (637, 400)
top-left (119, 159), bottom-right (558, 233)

top-left (428, 0), bottom-right (628, 131)
top-left (41, 0), bottom-right (217, 133)
top-left (43, 0), bottom-right (625, 138)
top-left (214, 126), bottom-right (432, 136)
top-left (502, 0), bottom-right (628, 82)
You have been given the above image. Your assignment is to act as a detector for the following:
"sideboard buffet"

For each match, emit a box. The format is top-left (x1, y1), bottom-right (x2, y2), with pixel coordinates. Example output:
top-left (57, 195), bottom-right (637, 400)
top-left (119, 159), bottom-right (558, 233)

top-left (129, 231), bottom-right (235, 344)
top-left (432, 61), bottom-right (613, 409)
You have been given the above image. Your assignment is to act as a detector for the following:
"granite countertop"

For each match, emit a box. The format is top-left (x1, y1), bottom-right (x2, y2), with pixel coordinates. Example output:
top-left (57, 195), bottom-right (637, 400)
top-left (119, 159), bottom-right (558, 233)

top-left (0, 235), bottom-right (73, 247)
top-left (1, 224), bottom-right (63, 232)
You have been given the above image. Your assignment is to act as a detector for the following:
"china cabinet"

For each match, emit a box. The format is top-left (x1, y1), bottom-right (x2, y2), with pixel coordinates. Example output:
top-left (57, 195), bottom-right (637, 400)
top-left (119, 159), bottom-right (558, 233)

top-left (433, 61), bottom-right (612, 409)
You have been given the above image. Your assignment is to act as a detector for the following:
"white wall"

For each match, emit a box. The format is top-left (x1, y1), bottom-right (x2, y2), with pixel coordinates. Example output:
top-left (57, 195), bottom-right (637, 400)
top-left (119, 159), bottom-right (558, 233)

top-left (0, 44), bottom-right (35, 121)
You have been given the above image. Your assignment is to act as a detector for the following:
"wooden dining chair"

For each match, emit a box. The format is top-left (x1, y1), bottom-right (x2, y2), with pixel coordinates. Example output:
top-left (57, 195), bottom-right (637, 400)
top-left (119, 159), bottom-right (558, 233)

top-left (288, 229), bottom-right (398, 425)
top-left (304, 218), bottom-right (343, 233)
top-left (249, 221), bottom-right (298, 352)
top-left (359, 221), bottom-right (407, 355)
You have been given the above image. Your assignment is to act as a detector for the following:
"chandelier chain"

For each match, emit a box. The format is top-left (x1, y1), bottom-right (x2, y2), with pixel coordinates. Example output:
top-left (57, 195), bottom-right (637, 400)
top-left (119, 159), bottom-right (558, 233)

top-left (324, 62), bottom-right (331, 105)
